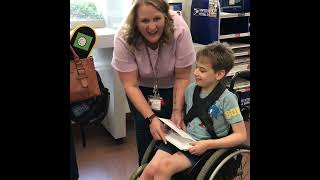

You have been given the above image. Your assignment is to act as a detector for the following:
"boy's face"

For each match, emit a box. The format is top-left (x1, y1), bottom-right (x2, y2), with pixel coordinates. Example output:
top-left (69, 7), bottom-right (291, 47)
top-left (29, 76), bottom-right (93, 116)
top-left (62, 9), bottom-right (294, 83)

top-left (194, 56), bottom-right (225, 91)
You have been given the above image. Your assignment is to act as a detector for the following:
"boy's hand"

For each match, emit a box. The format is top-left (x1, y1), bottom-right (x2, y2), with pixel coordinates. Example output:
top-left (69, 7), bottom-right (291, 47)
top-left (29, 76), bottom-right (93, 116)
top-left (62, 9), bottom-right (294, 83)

top-left (188, 140), bottom-right (209, 156)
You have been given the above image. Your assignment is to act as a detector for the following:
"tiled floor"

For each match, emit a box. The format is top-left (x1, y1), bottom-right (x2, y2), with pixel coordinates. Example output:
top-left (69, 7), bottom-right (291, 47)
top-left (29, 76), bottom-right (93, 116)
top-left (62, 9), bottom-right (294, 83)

top-left (72, 119), bottom-right (250, 180)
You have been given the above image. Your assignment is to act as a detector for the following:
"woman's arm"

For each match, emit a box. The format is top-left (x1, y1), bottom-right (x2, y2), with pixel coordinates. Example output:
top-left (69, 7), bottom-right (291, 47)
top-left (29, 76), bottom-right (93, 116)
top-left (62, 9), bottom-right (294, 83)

top-left (118, 70), bottom-right (167, 143)
top-left (118, 70), bottom-right (153, 119)
top-left (171, 65), bottom-right (192, 130)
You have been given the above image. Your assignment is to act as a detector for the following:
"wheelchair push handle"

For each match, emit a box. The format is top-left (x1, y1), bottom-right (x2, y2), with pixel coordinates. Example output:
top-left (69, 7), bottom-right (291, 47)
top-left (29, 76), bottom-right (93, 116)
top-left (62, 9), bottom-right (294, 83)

top-left (229, 70), bottom-right (250, 90)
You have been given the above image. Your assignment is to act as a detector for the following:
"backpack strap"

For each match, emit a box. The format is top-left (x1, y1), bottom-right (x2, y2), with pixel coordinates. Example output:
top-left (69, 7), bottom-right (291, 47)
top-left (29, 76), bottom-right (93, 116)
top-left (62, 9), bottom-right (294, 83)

top-left (185, 82), bottom-right (226, 138)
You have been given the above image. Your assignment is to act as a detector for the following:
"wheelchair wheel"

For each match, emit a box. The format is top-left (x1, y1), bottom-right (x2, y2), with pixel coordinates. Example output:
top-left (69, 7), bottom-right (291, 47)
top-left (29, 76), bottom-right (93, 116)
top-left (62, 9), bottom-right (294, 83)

top-left (209, 148), bottom-right (250, 180)
top-left (196, 145), bottom-right (250, 180)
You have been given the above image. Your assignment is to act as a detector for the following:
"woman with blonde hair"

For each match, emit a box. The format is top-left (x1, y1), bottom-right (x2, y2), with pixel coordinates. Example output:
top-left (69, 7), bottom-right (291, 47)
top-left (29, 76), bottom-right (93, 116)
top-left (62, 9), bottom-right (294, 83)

top-left (111, 0), bottom-right (196, 165)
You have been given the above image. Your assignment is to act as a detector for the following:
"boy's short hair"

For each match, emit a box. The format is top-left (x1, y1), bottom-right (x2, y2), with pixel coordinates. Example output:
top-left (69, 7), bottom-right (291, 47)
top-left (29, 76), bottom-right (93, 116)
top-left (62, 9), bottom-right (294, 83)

top-left (196, 42), bottom-right (234, 75)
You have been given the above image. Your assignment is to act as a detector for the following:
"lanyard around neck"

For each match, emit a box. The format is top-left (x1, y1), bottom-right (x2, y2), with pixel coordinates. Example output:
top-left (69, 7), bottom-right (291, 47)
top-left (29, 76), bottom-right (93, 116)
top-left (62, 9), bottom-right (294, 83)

top-left (145, 43), bottom-right (160, 96)
top-left (145, 44), bottom-right (160, 80)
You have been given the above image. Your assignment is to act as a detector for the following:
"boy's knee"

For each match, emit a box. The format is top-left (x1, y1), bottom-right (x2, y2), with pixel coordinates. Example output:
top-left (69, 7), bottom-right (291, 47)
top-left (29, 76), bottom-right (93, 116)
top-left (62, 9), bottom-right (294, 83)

top-left (158, 158), bottom-right (174, 174)
top-left (144, 161), bottom-right (159, 176)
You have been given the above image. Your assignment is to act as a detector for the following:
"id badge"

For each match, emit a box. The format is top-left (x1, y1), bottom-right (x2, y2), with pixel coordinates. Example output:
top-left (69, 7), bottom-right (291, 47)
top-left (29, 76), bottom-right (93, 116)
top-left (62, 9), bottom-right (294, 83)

top-left (148, 95), bottom-right (161, 111)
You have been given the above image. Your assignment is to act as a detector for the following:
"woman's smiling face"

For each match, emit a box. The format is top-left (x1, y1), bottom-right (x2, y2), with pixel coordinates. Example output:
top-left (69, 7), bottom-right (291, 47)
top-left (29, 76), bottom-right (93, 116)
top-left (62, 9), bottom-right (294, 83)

top-left (136, 4), bottom-right (165, 46)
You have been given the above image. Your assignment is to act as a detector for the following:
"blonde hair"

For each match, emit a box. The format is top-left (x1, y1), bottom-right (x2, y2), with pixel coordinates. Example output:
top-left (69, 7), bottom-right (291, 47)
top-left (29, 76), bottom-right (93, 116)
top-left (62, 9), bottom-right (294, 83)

top-left (121, 0), bottom-right (174, 50)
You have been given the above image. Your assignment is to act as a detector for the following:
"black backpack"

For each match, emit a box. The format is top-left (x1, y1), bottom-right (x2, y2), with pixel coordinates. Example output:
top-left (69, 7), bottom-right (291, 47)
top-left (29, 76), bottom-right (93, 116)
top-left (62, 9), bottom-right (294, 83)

top-left (70, 71), bottom-right (110, 126)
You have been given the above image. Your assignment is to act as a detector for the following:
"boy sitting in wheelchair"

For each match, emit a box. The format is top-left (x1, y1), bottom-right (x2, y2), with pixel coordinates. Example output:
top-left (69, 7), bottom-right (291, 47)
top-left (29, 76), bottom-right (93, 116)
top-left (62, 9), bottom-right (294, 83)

top-left (139, 42), bottom-right (247, 180)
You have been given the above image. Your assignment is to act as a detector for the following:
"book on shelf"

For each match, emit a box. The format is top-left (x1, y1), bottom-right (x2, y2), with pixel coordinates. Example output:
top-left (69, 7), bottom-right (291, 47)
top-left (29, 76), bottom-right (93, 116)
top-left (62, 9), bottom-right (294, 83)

top-left (159, 118), bottom-right (196, 151)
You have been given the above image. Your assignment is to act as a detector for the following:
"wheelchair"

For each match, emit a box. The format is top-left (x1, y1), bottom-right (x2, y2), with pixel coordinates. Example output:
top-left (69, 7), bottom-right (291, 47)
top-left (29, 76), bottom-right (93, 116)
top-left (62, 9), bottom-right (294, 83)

top-left (129, 70), bottom-right (250, 180)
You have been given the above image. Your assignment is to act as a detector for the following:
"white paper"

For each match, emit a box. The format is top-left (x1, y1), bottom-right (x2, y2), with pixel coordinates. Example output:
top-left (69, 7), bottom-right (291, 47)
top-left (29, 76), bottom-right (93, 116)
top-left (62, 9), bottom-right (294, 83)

top-left (159, 118), bottom-right (196, 151)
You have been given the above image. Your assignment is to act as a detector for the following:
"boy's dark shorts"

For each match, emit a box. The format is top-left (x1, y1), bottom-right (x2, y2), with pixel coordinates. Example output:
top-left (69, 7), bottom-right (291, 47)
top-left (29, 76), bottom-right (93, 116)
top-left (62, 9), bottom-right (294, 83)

top-left (156, 142), bottom-right (201, 166)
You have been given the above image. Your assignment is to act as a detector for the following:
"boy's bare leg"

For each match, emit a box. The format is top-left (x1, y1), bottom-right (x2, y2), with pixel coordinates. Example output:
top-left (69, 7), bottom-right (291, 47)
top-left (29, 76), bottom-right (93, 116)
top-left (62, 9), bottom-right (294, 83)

top-left (154, 151), bottom-right (192, 180)
top-left (140, 150), bottom-right (172, 180)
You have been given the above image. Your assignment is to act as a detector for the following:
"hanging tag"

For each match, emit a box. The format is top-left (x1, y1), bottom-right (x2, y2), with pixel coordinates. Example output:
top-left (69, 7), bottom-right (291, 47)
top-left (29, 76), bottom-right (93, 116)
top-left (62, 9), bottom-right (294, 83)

top-left (148, 95), bottom-right (161, 111)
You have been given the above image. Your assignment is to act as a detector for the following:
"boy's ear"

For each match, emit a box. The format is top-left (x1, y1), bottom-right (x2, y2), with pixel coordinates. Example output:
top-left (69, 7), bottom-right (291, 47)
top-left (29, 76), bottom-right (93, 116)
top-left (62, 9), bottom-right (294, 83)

top-left (216, 70), bottom-right (226, 80)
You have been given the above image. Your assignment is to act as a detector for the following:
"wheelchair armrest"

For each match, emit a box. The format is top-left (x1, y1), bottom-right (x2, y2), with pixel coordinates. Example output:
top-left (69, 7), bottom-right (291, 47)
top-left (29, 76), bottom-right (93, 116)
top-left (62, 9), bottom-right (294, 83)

top-left (141, 139), bottom-right (158, 164)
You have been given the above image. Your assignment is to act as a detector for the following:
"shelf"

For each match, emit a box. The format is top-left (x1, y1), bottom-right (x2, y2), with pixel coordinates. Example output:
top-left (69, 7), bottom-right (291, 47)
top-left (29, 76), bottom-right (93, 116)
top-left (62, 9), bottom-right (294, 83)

top-left (235, 56), bottom-right (250, 64)
top-left (220, 32), bottom-right (250, 39)
top-left (219, 9), bottom-right (250, 93)
top-left (234, 51), bottom-right (250, 57)
top-left (229, 42), bottom-right (250, 49)
top-left (220, 12), bottom-right (250, 19)
top-left (233, 46), bottom-right (250, 57)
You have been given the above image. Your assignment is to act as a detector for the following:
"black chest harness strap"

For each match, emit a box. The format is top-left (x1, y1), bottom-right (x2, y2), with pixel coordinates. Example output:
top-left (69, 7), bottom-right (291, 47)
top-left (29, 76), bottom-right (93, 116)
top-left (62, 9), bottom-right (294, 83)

top-left (184, 82), bottom-right (227, 139)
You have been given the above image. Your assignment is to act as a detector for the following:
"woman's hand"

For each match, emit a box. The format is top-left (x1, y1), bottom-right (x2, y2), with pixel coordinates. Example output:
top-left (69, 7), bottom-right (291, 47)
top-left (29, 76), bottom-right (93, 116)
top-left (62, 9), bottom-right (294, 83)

top-left (171, 110), bottom-right (186, 131)
top-left (149, 117), bottom-right (167, 144)
top-left (188, 140), bottom-right (210, 156)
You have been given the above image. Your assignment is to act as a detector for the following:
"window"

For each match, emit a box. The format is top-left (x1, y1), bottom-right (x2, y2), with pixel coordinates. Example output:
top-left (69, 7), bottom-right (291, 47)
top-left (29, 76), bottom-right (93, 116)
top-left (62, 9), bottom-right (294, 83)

top-left (70, 0), bottom-right (105, 29)
top-left (70, 0), bottom-right (131, 30)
